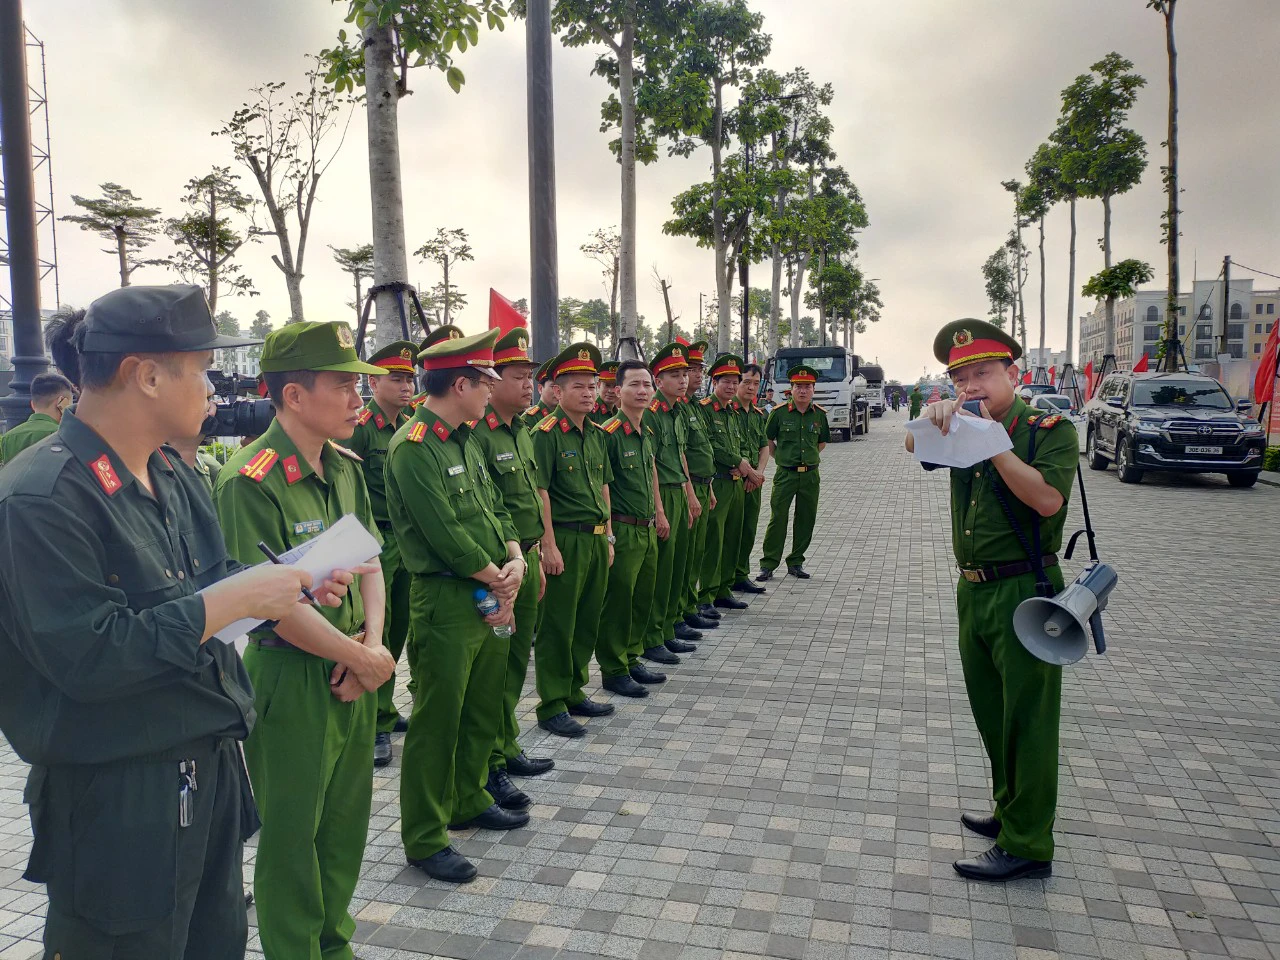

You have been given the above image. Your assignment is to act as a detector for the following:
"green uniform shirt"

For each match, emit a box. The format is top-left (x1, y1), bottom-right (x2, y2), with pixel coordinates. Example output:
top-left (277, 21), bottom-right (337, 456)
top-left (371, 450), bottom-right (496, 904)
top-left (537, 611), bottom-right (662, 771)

top-left (587, 399), bottom-right (616, 426)
top-left (472, 404), bottom-right (545, 543)
top-left (194, 451), bottom-right (222, 494)
top-left (347, 399), bottom-right (411, 525)
top-left (947, 398), bottom-right (1078, 567)
top-left (386, 405), bottom-right (516, 577)
top-left (680, 397), bottom-right (716, 479)
top-left (699, 396), bottom-right (745, 473)
top-left (733, 400), bottom-right (769, 466)
top-left (215, 419), bottom-right (380, 640)
top-left (532, 408), bottom-right (613, 525)
top-left (0, 411), bottom-right (254, 766)
top-left (644, 394), bottom-right (688, 486)
top-left (909, 389), bottom-right (924, 418)
top-left (766, 401), bottom-right (830, 468)
top-left (0, 412), bottom-right (58, 467)
top-left (519, 402), bottom-right (555, 432)
top-left (600, 414), bottom-right (656, 519)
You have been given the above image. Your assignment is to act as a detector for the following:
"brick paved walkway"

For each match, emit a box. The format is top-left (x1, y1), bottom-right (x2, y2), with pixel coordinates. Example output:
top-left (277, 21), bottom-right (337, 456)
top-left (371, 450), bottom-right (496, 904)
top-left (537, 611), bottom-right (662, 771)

top-left (1, 410), bottom-right (1277, 960)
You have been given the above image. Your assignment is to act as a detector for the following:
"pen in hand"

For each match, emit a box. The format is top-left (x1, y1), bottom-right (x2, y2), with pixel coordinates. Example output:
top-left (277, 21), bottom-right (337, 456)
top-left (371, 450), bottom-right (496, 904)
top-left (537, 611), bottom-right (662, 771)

top-left (256, 541), bottom-right (322, 607)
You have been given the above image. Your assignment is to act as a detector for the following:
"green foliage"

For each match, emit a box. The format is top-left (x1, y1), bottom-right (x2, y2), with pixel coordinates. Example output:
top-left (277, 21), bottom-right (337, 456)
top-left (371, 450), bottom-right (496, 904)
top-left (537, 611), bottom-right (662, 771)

top-left (250, 309), bottom-right (273, 339)
top-left (1262, 445), bottom-right (1280, 473)
top-left (982, 247), bottom-right (1015, 327)
top-left (414, 227), bottom-right (474, 324)
top-left (215, 311), bottom-right (242, 336)
top-left (331, 243), bottom-right (375, 281)
top-left (164, 167), bottom-right (260, 306)
top-left (1082, 258), bottom-right (1155, 301)
top-left (60, 182), bottom-right (166, 284)
top-left (1054, 52), bottom-right (1148, 204)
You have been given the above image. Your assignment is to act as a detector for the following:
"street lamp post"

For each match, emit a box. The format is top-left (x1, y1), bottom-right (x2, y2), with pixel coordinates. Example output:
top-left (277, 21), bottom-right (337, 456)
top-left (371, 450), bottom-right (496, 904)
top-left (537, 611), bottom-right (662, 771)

top-left (525, 0), bottom-right (559, 365)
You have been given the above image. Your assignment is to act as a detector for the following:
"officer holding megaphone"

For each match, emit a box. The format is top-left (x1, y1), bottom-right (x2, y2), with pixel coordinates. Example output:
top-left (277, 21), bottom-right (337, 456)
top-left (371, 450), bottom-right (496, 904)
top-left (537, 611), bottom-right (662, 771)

top-left (905, 319), bottom-right (1079, 882)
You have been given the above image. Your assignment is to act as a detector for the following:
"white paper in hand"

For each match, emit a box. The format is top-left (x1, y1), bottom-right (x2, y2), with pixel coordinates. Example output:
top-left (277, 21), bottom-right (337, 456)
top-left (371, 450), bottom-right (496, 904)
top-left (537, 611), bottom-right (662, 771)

top-left (907, 413), bottom-right (1013, 469)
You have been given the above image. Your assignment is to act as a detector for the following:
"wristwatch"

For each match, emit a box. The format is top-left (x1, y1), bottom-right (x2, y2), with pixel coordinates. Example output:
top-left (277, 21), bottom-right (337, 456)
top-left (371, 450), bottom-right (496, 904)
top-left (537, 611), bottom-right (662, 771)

top-left (607, 534), bottom-right (617, 545)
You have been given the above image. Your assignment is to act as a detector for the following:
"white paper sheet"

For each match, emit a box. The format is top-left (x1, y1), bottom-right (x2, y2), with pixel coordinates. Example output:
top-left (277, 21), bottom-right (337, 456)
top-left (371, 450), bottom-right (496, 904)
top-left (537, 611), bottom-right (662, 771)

top-left (208, 514), bottom-right (383, 652)
top-left (907, 413), bottom-right (1013, 469)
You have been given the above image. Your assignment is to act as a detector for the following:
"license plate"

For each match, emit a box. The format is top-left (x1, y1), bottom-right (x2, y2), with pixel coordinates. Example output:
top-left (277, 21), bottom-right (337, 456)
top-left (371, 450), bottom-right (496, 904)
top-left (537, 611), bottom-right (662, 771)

top-left (1185, 445), bottom-right (1222, 455)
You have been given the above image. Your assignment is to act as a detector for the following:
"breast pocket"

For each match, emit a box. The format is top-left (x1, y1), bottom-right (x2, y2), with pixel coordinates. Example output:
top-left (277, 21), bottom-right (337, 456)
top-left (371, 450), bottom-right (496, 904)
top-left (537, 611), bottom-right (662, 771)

top-left (179, 515), bottom-right (229, 590)
top-left (447, 473), bottom-right (482, 519)
top-left (102, 538), bottom-right (186, 611)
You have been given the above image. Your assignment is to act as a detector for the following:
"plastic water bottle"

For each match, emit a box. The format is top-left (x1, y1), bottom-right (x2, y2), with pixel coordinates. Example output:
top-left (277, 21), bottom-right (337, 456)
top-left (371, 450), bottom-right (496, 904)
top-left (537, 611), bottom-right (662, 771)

top-left (474, 589), bottom-right (514, 637)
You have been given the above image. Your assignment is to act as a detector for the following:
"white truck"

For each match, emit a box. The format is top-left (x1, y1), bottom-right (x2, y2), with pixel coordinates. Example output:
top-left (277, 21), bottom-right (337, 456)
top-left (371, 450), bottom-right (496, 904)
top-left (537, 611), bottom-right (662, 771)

top-left (765, 346), bottom-right (878, 440)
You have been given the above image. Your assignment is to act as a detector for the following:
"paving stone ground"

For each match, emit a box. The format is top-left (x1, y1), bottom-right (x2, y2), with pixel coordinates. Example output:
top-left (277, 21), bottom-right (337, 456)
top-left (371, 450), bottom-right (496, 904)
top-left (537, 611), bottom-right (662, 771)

top-left (1, 409), bottom-right (1278, 960)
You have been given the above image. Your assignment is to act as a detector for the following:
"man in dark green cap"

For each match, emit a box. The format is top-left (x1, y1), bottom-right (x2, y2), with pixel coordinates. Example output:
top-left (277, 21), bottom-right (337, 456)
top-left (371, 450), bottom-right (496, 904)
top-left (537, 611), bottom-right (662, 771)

top-left (730, 363), bottom-right (770, 594)
top-left (1, 286), bottom-right (361, 960)
top-left (387, 328), bottom-right (531, 884)
top-left (215, 320), bottom-right (397, 958)
top-left (589, 360), bottom-right (620, 424)
top-left (0, 371), bottom-right (74, 467)
top-left (410, 324), bottom-right (466, 408)
top-left (758, 364), bottom-right (830, 580)
top-left (350, 340), bottom-right (418, 766)
top-left (520, 357), bottom-right (561, 429)
top-left (906, 318), bottom-right (1076, 882)
top-left (677, 339), bottom-right (721, 636)
top-left (909, 383), bottom-right (925, 419)
top-left (532, 341), bottom-right (615, 737)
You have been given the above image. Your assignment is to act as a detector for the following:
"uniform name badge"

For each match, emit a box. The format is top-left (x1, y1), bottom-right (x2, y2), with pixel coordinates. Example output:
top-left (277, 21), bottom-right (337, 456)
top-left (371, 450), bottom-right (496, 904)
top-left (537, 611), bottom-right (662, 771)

top-left (447, 464), bottom-right (465, 476)
top-left (624, 450), bottom-right (637, 457)
top-left (496, 451), bottom-right (515, 462)
top-left (294, 520), bottom-right (326, 536)
top-left (561, 450), bottom-right (577, 458)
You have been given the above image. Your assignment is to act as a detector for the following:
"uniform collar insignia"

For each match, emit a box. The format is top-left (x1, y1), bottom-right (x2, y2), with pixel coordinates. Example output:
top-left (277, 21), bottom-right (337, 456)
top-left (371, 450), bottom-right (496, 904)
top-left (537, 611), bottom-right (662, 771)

top-left (283, 454), bottom-right (304, 485)
top-left (89, 453), bottom-right (124, 496)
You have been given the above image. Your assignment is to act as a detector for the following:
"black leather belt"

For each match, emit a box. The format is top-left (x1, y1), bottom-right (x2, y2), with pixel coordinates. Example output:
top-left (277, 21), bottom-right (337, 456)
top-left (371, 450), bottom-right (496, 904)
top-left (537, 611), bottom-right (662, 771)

top-left (713, 471), bottom-right (743, 482)
top-left (520, 538), bottom-right (540, 554)
top-left (780, 464), bottom-right (817, 473)
top-left (254, 626), bottom-right (366, 650)
top-left (553, 521), bottom-right (608, 535)
top-left (611, 513), bottom-right (654, 528)
top-left (376, 519), bottom-right (394, 532)
top-left (959, 555), bottom-right (1058, 584)
top-left (689, 474), bottom-right (713, 485)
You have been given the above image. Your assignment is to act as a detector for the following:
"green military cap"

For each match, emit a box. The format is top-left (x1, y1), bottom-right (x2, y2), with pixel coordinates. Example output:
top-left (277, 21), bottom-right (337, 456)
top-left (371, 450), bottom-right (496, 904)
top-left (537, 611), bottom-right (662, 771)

top-left (786, 364), bottom-right (818, 384)
top-left (81, 284), bottom-right (259, 354)
top-left (418, 327), bottom-right (502, 380)
top-left (687, 339), bottom-right (709, 366)
top-left (493, 327), bottom-right (537, 367)
top-left (933, 318), bottom-right (1021, 372)
top-left (259, 321), bottom-right (386, 375)
top-left (367, 340), bottom-right (418, 374)
top-left (708, 353), bottom-right (744, 379)
top-left (597, 360), bottom-right (621, 384)
top-left (535, 358), bottom-right (557, 384)
top-left (549, 341), bottom-right (602, 379)
top-left (650, 341), bottom-right (690, 375)
top-left (417, 324), bottom-right (466, 366)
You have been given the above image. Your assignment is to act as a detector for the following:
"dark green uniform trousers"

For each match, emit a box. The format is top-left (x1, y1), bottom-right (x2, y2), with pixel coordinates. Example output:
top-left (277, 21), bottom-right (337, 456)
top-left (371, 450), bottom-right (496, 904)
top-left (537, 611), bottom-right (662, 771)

top-left (597, 522), bottom-right (658, 678)
top-left (680, 481), bottom-right (714, 619)
top-left (243, 646), bottom-right (375, 960)
top-left (698, 477), bottom-right (744, 604)
top-left (643, 485), bottom-right (689, 650)
top-left (760, 468), bottom-right (820, 570)
top-left (734, 486), bottom-right (763, 583)
top-left (34, 738), bottom-right (252, 960)
top-left (492, 548), bottom-right (542, 769)
top-left (535, 527), bottom-right (609, 720)
top-left (375, 532), bottom-right (413, 733)
top-left (957, 568), bottom-right (1064, 862)
top-left (401, 576), bottom-right (505, 859)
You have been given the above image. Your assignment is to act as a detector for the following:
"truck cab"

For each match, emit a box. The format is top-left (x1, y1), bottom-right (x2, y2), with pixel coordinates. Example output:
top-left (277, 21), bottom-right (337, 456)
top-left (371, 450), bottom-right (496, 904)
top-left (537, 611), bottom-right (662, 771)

top-left (765, 346), bottom-right (875, 440)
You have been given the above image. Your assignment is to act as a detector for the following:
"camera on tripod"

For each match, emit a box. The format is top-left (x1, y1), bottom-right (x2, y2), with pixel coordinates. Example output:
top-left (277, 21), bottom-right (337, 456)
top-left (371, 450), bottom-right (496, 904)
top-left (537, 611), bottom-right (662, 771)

top-left (204, 372), bottom-right (275, 439)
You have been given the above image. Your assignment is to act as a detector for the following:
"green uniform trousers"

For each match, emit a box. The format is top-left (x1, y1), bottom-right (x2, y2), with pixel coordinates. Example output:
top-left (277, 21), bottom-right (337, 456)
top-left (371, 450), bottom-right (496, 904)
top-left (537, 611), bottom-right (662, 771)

top-left (535, 528), bottom-right (609, 720)
top-left (375, 532), bottom-right (413, 733)
top-left (35, 739), bottom-right (251, 960)
top-left (597, 521), bottom-right (658, 678)
top-left (243, 646), bottom-right (375, 960)
top-left (957, 568), bottom-right (1064, 862)
top-left (760, 468), bottom-right (821, 570)
top-left (698, 477), bottom-right (745, 604)
top-left (401, 576), bottom-right (505, 859)
top-left (680, 481), bottom-right (714, 618)
top-left (734, 486), bottom-right (763, 583)
top-left (492, 548), bottom-right (541, 769)
top-left (643, 486), bottom-right (690, 651)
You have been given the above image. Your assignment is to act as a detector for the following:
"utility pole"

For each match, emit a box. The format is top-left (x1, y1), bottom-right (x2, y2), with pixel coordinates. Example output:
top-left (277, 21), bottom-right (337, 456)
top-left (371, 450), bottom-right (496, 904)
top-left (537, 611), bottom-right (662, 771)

top-left (526, 0), bottom-right (559, 366)
top-left (1218, 254), bottom-right (1231, 358)
top-left (0, 0), bottom-right (48, 431)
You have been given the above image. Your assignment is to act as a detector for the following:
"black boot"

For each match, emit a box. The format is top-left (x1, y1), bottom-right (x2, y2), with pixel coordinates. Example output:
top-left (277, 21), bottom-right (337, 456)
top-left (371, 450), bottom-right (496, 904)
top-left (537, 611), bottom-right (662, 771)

top-left (787, 565), bottom-right (811, 579)
top-left (696, 603), bottom-right (722, 620)
top-left (602, 675), bottom-right (649, 698)
top-left (450, 803), bottom-right (530, 831)
top-left (961, 812), bottom-right (1001, 840)
top-left (407, 847), bottom-right (477, 883)
top-left (953, 845), bottom-right (1051, 882)
top-left (665, 637), bottom-right (697, 654)
top-left (714, 596), bottom-right (749, 610)
top-left (538, 712), bottom-right (587, 738)
top-left (568, 697), bottom-right (615, 717)
top-left (373, 732), bottom-right (393, 768)
top-left (684, 613), bottom-right (718, 629)
top-left (674, 622), bottom-right (703, 642)
top-left (487, 768), bottom-right (532, 810)
top-left (756, 568), bottom-right (774, 581)
top-left (643, 645), bottom-right (680, 665)
top-left (630, 663), bottom-right (667, 684)
top-left (507, 751), bottom-right (555, 777)
top-left (733, 580), bottom-right (766, 594)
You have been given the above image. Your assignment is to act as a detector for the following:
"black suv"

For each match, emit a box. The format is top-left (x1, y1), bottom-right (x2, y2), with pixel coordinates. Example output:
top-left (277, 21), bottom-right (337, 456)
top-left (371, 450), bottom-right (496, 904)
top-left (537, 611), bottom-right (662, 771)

top-left (1083, 372), bottom-right (1266, 487)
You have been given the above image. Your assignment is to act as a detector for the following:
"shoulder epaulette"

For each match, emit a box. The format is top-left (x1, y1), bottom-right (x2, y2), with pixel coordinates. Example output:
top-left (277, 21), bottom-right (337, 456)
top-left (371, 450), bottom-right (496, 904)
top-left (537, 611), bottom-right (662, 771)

top-left (648, 398), bottom-right (661, 413)
top-left (699, 396), bottom-right (714, 406)
top-left (484, 411), bottom-right (501, 430)
top-left (524, 405), bottom-right (542, 418)
top-left (600, 416), bottom-right (623, 434)
top-left (407, 422), bottom-right (428, 443)
top-left (355, 409), bottom-right (373, 426)
top-left (465, 419), bottom-right (479, 428)
top-left (329, 440), bottom-right (363, 462)
top-left (536, 414), bottom-right (559, 432)
top-left (812, 402), bottom-right (826, 412)
top-left (1039, 414), bottom-right (1064, 429)
top-left (239, 448), bottom-right (279, 482)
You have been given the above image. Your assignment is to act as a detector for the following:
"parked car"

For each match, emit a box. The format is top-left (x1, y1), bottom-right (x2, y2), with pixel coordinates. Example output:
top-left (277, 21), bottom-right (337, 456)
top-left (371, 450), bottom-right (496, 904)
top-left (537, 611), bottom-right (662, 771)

top-left (1083, 371), bottom-right (1266, 487)
top-left (1018, 383), bottom-right (1059, 401)
top-left (1030, 393), bottom-right (1087, 451)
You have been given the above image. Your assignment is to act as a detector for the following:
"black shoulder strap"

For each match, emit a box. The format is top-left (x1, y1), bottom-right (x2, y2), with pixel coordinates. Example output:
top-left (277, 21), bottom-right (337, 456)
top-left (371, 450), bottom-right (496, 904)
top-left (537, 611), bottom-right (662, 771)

top-left (989, 423), bottom-right (1057, 597)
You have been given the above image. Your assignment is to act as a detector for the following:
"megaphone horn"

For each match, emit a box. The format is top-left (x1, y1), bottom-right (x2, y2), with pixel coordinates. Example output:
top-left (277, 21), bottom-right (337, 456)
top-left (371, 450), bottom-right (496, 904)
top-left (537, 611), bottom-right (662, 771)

top-left (1012, 562), bottom-right (1117, 666)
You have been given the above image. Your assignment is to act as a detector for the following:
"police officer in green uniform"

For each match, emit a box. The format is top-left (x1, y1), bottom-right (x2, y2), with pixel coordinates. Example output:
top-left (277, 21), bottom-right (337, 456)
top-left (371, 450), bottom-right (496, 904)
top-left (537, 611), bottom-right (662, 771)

top-left (909, 384), bottom-right (925, 419)
top-left (349, 340), bottom-right (418, 766)
top-left (758, 364), bottom-right (830, 580)
top-left (906, 319), bottom-right (1076, 882)
top-left (589, 360), bottom-right (620, 424)
top-left (387, 328), bottom-right (531, 884)
top-left (678, 340), bottom-right (725, 635)
top-left (597, 359), bottom-right (666, 697)
top-left (471, 327), bottom-right (557, 806)
top-left (216, 321), bottom-right (398, 959)
top-left (0, 371), bottom-right (74, 467)
top-left (521, 358), bottom-right (561, 429)
top-left (730, 363), bottom-right (770, 593)
top-left (0, 285), bottom-right (349, 959)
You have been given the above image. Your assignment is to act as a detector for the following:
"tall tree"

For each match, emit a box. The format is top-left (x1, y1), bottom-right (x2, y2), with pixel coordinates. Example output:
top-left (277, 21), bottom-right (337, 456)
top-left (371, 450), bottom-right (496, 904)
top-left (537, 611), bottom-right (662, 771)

top-left (1149, 0), bottom-right (1181, 370)
top-left (1022, 145), bottom-right (1059, 371)
top-left (414, 227), bottom-right (474, 325)
top-left (982, 246), bottom-right (1015, 328)
top-left (215, 310), bottom-right (242, 337)
top-left (60, 182), bottom-right (165, 287)
top-left (1001, 179), bottom-right (1029, 356)
top-left (331, 242), bottom-right (375, 328)
top-left (322, 0), bottom-right (508, 346)
top-left (165, 167), bottom-right (259, 316)
top-left (249, 309), bottom-right (273, 339)
top-left (582, 226), bottom-right (622, 347)
top-left (219, 62), bottom-right (355, 323)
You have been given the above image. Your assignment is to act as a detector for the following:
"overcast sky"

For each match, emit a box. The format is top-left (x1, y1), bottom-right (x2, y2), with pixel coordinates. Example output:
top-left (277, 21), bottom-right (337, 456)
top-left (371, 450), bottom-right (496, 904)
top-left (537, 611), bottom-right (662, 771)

top-left (27, 0), bottom-right (1280, 381)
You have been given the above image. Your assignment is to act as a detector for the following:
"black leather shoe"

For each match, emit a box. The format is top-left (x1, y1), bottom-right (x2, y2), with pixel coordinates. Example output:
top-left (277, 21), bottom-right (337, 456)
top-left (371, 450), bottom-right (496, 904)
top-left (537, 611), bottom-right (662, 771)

top-left (714, 596), bottom-right (749, 610)
top-left (630, 664), bottom-right (667, 684)
top-left (538, 712), bottom-right (587, 738)
top-left (953, 844), bottom-right (1051, 882)
top-left (506, 751), bottom-right (555, 777)
top-left (408, 847), bottom-right (478, 884)
top-left (392, 715), bottom-right (410, 734)
top-left (665, 637), bottom-right (697, 654)
top-left (450, 803), bottom-right (530, 831)
top-left (756, 568), bottom-right (774, 581)
top-left (733, 580), bottom-right (766, 594)
top-left (684, 614), bottom-right (718, 629)
top-left (568, 697), bottom-right (615, 717)
top-left (696, 604), bottom-right (722, 620)
top-left (961, 812), bottom-right (1001, 840)
top-left (487, 768), bottom-right (531, 810)
top-left (374, 732), bottom-right (393, 767)
top-left (674, 622), bottom-right (703, 641)
top-left (787, 565), bottom-right (811, 579)
top-left (602, 675), bottom-right (649, 698)
top-left (643, 645), bottom-right (680, 665)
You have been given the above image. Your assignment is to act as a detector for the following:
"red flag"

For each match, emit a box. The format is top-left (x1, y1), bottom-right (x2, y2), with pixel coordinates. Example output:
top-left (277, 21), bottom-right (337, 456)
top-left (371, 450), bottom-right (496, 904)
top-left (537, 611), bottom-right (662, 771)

top-left (1255, 320), bottom-right (1280, 404)
top-left (1021, 370), bottom-right (1032, 385)
top-left (488, 289), bottom-right (526, 336)
top-left (1083, 360), bottom-right (1095, 399)
top-left (1132, 353), bottom-right (1149, 373)
top-left (1048, 364), bottom-right (1056, 385)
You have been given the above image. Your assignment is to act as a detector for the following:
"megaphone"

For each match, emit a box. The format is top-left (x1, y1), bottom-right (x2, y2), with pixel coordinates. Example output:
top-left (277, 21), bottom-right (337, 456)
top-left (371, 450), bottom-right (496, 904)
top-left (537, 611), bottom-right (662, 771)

top-left (1013, 562), bottom-right (1117, 665)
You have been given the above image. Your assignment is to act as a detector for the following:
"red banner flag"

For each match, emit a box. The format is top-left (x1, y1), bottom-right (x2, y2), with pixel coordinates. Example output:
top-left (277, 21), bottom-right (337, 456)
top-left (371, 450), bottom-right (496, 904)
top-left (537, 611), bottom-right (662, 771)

top-left (1256, 320), bottom-right (1279, 405)
top-left (1021, 370), bottom-right (1032, 385)
top-left (1132, 353), bottom-right (1150, 373)
top-left (1083, 360), bottom-right (1095, 399)
top-left (488, 288), bottom-right (526, 336)
top-left (1048, 364), bottom-right (1056, 385)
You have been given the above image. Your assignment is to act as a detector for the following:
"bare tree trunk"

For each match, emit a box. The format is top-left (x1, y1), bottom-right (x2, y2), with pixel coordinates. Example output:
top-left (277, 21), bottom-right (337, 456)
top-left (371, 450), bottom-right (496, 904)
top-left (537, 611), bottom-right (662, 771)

top-left (617, 16), bottom-right (639, 341)
top-left (1102, 192), bottom-right (1114, 364)
top-left (768, 242), bottom-right (782, 358)
top-left (1037, 216), bottom-right (1047, 359)
top-left (364, 20), bottom-right (408, 348)
top-left (442, 256), bottom-right (451, 325)
top-left (207, 185), bottom-right (219, 316)
top-left (353, 274), bottom-right (363, 328)
top-left (1161, 0), bottom-right (1181, 369)
top-left (659, 277), bottom-right (675, 341)
top-left (1066, 197), bottom-right (1077, 367)
top-left (609, 255), bottom-right (619, 350)
top-left (115, 227), bottom-right (130, 287)
top-left (1013, 221), bottom-right (1027, 358)
top-left (710, 81), bottom-right (732, 354)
